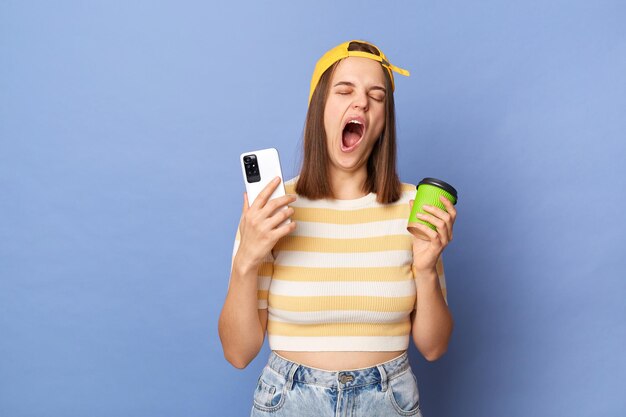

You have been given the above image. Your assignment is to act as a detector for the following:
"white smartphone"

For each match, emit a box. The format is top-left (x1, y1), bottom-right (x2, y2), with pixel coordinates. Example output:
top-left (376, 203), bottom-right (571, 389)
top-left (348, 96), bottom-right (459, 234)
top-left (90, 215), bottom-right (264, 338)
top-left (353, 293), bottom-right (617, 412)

top-left (240, 147), bottom-right (291, 225)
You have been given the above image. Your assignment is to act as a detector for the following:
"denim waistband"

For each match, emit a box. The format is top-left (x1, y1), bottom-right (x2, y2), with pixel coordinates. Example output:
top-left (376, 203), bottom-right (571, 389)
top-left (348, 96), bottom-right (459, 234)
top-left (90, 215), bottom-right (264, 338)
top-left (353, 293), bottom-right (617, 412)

top-left (266, 351), bottom-right (411, 391)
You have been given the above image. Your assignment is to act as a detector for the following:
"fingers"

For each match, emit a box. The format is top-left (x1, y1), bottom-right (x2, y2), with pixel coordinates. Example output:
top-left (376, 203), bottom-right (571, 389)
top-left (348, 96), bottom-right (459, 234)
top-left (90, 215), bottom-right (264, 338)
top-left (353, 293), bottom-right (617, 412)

top-left (270, 216), bottom-right (297, 240)
top-left (264, 193), bottom-right (297, 230)
top-left (263, 194), bottom-right (297, 217)
top-left (244, 189), bottom-right (296, 235)
top-left (421, 201), bottom-right (454, 242)
top-left (438, 195), bottom-right (457, 220)
top-left (252, 176), bottom-right (281, 209)
top-left (415, 216), bottom-right (448, 245)
top-left (410, 197), bottom-right (453, 244)
top-left (267, 206), bottom-right (295, 230)
top-left (416, 207), bottom-right (449, 242)
top-left (437, 196), bottom-right (456, 240)
top-left (410, 222), bottom-right (440, 242)
top-left (415, 211), bottom-right (450, 245)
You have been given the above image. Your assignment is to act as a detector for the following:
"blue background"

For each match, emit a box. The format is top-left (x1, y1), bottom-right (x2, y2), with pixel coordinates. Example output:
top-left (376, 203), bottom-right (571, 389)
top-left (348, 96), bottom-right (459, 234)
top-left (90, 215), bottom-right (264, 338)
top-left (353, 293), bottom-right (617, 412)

top-left (1, 1), bottom-right (625, 416)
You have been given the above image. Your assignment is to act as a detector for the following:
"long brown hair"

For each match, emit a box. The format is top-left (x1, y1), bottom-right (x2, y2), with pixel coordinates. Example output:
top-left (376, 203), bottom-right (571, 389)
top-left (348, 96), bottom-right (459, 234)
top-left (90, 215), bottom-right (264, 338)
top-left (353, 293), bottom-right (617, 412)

top-left (295, 41), bottom-right (402, 204)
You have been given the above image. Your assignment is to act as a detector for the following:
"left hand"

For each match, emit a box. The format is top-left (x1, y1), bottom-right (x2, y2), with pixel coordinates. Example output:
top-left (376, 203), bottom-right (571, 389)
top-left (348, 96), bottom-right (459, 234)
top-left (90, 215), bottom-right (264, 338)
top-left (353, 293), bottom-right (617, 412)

top-left (409, 195), bottom-right (457, 275)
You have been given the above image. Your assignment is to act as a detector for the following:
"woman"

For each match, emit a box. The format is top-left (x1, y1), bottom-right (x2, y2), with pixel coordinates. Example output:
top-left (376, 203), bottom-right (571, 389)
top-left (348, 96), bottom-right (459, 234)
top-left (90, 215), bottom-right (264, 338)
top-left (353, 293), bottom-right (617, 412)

top-left (218, 40), bottom-right (457, 417)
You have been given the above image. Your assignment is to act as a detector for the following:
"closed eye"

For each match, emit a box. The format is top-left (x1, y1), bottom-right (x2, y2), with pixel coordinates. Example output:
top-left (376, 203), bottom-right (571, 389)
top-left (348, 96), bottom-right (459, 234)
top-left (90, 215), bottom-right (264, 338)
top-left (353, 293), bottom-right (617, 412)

top-left (369, 85), bottom-right (386, 102)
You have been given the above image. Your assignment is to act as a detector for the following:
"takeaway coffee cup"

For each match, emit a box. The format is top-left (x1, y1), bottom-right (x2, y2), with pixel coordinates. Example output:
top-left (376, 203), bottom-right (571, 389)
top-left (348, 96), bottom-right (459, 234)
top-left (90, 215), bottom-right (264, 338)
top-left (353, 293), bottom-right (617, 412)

top-left (408, 178), bottom-right (458, 240)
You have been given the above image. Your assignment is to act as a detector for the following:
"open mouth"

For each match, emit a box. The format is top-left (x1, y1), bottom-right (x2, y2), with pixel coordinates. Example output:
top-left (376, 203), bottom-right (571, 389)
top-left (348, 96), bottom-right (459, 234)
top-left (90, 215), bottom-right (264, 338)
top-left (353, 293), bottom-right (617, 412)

top-left (341, 119), bottom-right (365, 152)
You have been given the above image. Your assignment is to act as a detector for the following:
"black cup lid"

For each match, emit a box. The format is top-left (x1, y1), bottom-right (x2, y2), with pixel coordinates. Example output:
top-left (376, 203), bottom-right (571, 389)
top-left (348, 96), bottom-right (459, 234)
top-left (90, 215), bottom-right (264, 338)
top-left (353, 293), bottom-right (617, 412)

top-left (417, 177), bottom-right (458, 202)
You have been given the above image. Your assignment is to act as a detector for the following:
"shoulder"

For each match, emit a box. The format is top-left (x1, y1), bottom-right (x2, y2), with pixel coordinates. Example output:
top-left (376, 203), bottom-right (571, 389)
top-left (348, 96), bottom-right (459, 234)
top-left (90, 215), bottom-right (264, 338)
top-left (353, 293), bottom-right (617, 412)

top-left (397, 182), bottom-right (416, 203)
top-left (400, 182), bottom-right (417, 194)
top-left (400, 182), bottom-right (416, 193)
top-left (284, 176), bottom-right (299, 195)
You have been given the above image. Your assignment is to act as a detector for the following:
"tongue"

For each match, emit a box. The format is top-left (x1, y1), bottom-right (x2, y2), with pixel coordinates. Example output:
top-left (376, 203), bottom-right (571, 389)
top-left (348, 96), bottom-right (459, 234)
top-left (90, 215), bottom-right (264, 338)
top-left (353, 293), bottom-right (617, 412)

top-left (342, 130), bottom-right (361, 148)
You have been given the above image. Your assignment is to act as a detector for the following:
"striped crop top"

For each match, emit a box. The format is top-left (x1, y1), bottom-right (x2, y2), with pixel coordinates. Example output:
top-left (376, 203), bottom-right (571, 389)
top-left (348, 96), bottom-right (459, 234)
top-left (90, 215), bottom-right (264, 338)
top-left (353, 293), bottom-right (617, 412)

top-left (230, 177), bottom-right (448, 351)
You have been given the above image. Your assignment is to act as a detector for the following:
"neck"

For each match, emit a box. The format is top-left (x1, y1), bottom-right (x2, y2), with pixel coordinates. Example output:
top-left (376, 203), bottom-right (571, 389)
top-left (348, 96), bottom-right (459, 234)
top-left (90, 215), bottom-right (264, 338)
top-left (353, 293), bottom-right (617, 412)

top-left (328, 165), bottom-right (369, 200)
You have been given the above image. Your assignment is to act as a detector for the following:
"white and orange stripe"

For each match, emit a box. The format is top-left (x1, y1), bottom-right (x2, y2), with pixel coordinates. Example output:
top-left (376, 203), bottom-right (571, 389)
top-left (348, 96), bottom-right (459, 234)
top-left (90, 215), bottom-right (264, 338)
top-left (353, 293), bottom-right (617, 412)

top-left (229, 177), bottom-right (448, 351)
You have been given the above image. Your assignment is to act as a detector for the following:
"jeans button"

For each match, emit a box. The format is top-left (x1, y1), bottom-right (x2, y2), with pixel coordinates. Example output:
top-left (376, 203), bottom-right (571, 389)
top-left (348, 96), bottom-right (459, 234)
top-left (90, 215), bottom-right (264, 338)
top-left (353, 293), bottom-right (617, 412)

top-left (339, 373), bottom-right (354, 384)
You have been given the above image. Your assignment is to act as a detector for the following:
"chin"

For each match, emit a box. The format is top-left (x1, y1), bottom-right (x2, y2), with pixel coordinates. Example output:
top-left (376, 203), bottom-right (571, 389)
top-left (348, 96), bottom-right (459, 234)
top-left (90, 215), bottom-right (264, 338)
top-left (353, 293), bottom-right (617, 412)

top-left (332, 145), bottom-right (369, 171)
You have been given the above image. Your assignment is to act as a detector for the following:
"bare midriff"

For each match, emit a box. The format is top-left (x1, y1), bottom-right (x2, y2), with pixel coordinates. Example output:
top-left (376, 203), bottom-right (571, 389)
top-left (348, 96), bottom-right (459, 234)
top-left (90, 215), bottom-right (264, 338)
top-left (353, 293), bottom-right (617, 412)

top-left (274, 350), bottom-right (406, 372)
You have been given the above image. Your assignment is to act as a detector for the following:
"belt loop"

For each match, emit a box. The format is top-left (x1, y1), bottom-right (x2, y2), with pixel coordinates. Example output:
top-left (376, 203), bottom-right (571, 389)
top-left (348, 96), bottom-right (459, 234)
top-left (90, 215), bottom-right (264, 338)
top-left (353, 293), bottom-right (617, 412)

top-left (285, 362), bottom-right (299, 391)
top-left (377, 364), bottom-right (388, 392)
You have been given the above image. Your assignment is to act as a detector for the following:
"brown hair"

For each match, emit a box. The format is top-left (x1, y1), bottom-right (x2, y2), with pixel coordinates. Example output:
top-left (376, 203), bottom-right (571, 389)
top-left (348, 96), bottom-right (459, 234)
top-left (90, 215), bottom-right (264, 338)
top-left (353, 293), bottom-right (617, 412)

top-left (295, 41), bottom-right (402, 204)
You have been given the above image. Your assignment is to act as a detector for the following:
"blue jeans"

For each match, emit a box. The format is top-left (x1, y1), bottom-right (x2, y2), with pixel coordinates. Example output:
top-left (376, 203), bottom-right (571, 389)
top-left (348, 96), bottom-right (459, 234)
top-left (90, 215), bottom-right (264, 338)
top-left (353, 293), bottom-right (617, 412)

top-left (250, 351), bottom-right (423, 417)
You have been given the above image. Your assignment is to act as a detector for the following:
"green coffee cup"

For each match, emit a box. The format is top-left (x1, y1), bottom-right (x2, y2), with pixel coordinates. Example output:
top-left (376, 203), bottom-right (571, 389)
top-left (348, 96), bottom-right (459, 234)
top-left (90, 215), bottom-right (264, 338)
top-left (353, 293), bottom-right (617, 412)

top-left (408, 177), bottom-right (458, 240)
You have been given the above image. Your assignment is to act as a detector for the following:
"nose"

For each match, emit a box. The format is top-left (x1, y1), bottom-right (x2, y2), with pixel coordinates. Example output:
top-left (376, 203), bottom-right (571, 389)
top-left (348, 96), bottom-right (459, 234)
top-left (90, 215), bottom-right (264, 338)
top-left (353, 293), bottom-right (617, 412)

top-left (352, 90), bottom-right (368, 111)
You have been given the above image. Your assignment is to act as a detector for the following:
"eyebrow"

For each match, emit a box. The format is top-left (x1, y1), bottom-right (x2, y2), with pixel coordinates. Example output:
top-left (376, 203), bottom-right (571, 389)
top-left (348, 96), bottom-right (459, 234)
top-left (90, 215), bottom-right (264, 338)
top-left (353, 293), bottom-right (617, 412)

top-left (333, 81), bottom-right (386, 93)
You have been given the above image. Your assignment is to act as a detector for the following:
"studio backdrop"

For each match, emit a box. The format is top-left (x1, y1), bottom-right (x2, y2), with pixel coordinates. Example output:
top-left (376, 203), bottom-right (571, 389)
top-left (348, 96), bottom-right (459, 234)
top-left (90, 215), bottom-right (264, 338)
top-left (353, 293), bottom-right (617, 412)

top-left (1, 1), bottom-right (625, 416)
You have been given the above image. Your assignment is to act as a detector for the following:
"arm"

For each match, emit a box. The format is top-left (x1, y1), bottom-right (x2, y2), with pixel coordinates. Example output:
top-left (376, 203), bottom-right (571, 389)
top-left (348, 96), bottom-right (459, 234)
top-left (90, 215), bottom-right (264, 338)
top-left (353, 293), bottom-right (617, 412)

top-left (218, 253), bottom-right (269, 369)
top-left (217, 177), bottom-right (296, 369)
top-left (408, 195), bottom-right (457, 361)
top-left (410, 259), bottom-right (454, 361)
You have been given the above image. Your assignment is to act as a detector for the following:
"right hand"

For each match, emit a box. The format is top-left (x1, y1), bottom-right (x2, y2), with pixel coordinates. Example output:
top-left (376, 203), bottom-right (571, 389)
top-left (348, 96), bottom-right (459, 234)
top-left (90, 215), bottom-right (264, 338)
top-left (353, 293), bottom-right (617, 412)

top-left (236, 176), bottom-right (297, 269)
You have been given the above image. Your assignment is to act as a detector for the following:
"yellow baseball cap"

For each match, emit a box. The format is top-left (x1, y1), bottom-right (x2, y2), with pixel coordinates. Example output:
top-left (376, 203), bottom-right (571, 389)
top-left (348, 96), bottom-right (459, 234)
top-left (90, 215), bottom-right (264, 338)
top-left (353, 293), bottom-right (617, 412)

top-left (308, 40), bottom-right (410, 104)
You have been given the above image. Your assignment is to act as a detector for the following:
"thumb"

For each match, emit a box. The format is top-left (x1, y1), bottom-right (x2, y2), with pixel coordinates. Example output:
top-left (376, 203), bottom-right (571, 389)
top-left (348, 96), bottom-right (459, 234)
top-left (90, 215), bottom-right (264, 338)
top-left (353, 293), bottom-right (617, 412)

top-left (409, 199), bottom-right (414, 209)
